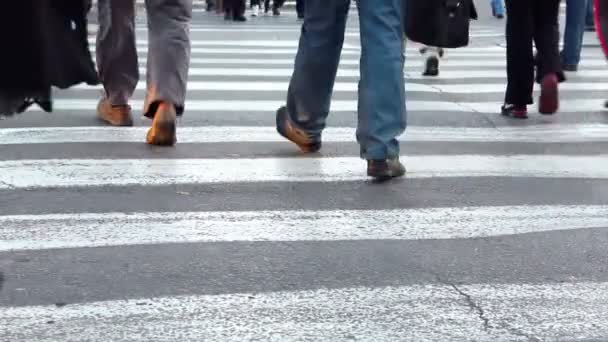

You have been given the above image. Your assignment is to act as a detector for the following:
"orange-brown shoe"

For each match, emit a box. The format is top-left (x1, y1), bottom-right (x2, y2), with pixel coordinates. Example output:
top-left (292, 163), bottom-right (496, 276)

top-left (97, 98), bottom-right (133, 126)
top-left (146, 102), bottom-right (177, 146)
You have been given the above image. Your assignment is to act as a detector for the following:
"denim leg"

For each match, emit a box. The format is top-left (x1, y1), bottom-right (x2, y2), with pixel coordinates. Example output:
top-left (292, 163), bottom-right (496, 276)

top-left (586, 0), bottom-right (595, 27)
top-left (562, 0), bottom-right (589, 66)
top-left (491, 0), bottom-right (505, 16)
top-left (285, 0), bottom-right (350, 135)
top-left (356, 0), bottom-right (406, 160)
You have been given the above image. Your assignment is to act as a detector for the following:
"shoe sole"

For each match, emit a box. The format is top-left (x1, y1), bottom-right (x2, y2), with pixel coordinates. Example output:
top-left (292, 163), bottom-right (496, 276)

top-left (147, 120), bottom-right (176, 146)
top-left (367, 168), bottom-right (406, 182)
top-left (539, 76), bottom-right (559, 115)
top-left (501, 109), bottom-right (528, 119)
top-left (97, 114), bottom-right (133, 127)
top-left (276, 107), bottom-right (321, 153)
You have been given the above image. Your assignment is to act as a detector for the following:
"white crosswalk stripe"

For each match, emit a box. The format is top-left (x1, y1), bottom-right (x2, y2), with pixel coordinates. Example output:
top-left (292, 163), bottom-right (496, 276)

top-left (2, 15), bottom-right (608, 342)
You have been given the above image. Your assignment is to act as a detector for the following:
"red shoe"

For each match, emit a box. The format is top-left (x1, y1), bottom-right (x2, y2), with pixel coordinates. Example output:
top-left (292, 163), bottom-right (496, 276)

top-left (501, 104), bottom-right (528, 119)
top-left (539, 73), bottom-right (559, 115)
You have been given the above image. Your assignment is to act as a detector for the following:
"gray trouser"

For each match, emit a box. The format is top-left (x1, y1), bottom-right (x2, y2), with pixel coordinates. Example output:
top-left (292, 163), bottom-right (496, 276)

top-left (96, 0), bottom-right (192, 117)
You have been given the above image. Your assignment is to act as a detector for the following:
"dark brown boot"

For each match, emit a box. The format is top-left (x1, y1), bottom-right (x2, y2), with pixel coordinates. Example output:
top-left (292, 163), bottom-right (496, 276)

top-left (367, 158), bottom-right (406, 182)
top-left (97, 98), bottom-right (133, 126)
top-left (146, 102), bottom-right (177, 146)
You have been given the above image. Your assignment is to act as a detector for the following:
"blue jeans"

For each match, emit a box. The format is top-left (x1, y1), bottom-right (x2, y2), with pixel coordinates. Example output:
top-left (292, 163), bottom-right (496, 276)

top-left (491, 0), bottom-right (504, 16)
top-left (562, 0), bottom-right (589, 66)
top-left (285, 0), bottom-right (406, 160)
top-left (586, 0), bottom-right (595, 28)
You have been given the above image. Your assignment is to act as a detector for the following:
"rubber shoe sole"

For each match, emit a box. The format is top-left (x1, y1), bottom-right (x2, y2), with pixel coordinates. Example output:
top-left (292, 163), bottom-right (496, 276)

top-left (275, 106), bottom-right (321, 153)
top-left (146, 105), bottom-right (177, 146)
top-left (539, 74), bottom-right (559, 115)
top-left (367, 159), bottom-right (406, 182)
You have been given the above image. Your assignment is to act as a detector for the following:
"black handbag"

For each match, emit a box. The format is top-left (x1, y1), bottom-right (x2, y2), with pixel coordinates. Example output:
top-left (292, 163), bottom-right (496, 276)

top-left (404, 0), bottom-right (478, 48)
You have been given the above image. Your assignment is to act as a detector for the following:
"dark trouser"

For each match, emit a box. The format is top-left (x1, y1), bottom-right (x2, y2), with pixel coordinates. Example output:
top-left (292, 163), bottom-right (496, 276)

top-left (504, 0), bottom-right (563, 106)
top-left (296, 0), bottom-right (305, 16)
top-left (225, 0), bottom-right (245, 15)
top-left (262, 0), bottom-right (284, 9)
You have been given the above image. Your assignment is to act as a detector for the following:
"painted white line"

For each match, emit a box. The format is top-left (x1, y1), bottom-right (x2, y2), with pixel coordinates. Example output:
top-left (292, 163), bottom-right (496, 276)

top-left (406, 69), bottom-right (608, 79)
top-left (70, 80), bottom-right (608, 94)
top-left (1, 155), bottom-right (607, 189)
top-left (72, 81), bottom-right (436, 92)
top-left (2, 283), bottom-right (607, 342)
top-left (162, 57), bottom-right (608, 67)
top-left (89, 46), bottom-right (605, 59)
top-left (430, 82), bottom-right (608, 93)
top-left (23, 99), bottom-right (607, 113)
top-left (1, 205), bottom-right (607, 251)
top-left (2, 124), bottom-right (608, 145)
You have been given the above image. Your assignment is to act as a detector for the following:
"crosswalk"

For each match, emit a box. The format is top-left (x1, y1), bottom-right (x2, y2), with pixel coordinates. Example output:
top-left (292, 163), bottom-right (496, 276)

top-left (2, 14), bottom-right (608, 342)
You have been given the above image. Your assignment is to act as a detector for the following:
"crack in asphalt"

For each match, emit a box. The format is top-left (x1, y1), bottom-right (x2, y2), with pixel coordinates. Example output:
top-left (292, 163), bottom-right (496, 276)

top-left (448, 282), bottom-right (491, 331)
top-left (434, 273), bottom-right (542, 342)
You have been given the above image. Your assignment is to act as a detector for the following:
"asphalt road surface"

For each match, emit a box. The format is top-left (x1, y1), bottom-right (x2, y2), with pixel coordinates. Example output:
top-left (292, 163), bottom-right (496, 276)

top-left (1, 2), bottom-right (608, 341)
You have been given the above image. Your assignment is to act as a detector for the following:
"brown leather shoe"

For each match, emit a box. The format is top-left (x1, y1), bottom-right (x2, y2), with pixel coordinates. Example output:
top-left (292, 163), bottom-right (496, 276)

top-left (97, 98), bottom-right (133, 126)
top-left (146, 102), bottom-right (177, 146)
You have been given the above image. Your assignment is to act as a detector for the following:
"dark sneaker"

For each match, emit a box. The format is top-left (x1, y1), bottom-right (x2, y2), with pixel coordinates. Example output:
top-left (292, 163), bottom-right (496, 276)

top-left (272, 6), bottom-right (281, 15)
top-left (423, 55), bottom-right (439, 76)
top-left (539, 73), bottom-right (559, 115)
top-left (146, 102), bottom-right (177, 146)
top-left (275, 106), bottom-right (321, 153)
top-left (97, 98), bottom-right (133, 126)
top-left (562, 64), bottom-right (578, 72)
top-left (367, 158), bottom-right (406, 181)
top-left (501, 104), bottom-right (528, 119)
top-left (233, 15), bottom-right (247, 22)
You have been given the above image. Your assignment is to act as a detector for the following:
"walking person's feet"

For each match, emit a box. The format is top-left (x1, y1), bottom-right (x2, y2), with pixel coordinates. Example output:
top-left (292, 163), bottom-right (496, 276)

top-left (275, 106), bottom-right (322, 153)
top-left (233, 14), bottom-right (247, 21)
top-left (251, 4), bottom-right (259, 16)
top-left (501, 104), bottom-right (528, 119)
top-left (97, 98), bottom-right (133, 126)
top-left (367, 158), bottom-right (406, 182)
top-left (146, 102), bottom-right (177, 146)
top-left (539, 73), bottom-right (559, 115)
top-left (272, 5), bottom-right (280, 16)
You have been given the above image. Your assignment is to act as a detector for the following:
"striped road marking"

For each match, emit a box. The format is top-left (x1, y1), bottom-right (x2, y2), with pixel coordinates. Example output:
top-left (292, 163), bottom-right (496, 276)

top-left (2, 283), bottom-right (607, 342)
top-left (1, 155), bottom-right (608, 189)
top-left (1, 205), bottom-right (607, 251)
top-left (2, 125), bottom-right (608, 145)
top-left (22, 98), bottom-right (607, 113)
top-left (71, 81), bottom-right (608, 93)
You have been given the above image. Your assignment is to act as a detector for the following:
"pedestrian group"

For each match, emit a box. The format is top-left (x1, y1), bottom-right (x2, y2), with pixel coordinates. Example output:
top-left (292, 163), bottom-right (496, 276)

top-left (0, 0), bottom-right (603, 181)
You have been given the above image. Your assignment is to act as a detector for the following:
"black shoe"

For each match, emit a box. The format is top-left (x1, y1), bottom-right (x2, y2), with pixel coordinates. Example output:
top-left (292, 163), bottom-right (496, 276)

top-left (423, 56), bottom-right (439, 76)
top-left (275, 106), bottom-right (321, 153)
top-left (272, 7), bottom-right (281, 15)
top-left (367, 158), bottom-right (406, 182)
top-left (562, 64), bottom-right (578, 72)
top-left (233, 15), bottom-right (247, 22)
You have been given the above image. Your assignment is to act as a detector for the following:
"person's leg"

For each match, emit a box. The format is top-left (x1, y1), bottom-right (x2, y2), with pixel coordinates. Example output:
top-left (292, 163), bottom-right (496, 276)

top-left (144, 0), bottom-right (193, 145)
top-left (503, 0), bottom-right (534, 118)
top-left (562, 0), bottom-right (589, 70)
top-left (95, 0), bottom-right (138, 126)
top-left (534, 0), bottom-right (562, 114)
top-left (491, 0), bottom-right (505, 18)
top-left (296, 0), bottom-right (305, 19)
top-left (276, 0), bottom-right (350, 153)
top-left (586, 0), bottom-right (596, 30)
top-left (356, 0), bottom-right (406, 178)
